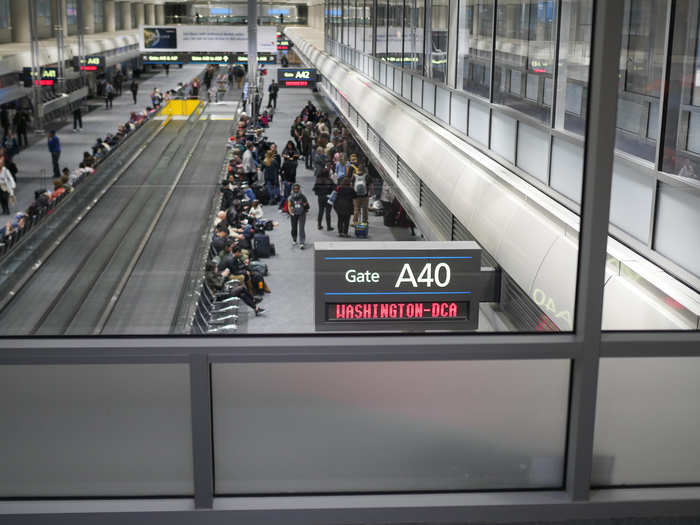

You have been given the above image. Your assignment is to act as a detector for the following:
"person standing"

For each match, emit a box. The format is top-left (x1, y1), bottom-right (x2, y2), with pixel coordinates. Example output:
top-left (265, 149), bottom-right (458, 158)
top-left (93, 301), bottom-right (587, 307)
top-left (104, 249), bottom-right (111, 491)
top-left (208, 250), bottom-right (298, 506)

top-left (302, 122), bottom-right (313, 169)
top-left (47, 130), bottom-right (61, 179)
top-left (72, 104), bottom-right (83, 132)
top-left (352, 164), bottom-right (370, 225)
top-left (13, 111), bottom-right (29, 149)
top-left (164, 64), bottom-right (170, 76)
top-left (287, 183), bottom-right (310, 249)
top-left (267, 80), bottom-right (279, 109)
top-left (312, 168), bottom-right (335, 231)
top-left (114, 70), bottom-right (124, 96)
top-left (0, 158), bottom-right (15, 215)
top-left (234, 65), bottom-right (245, 89)
top-left (0, 109), bottom-right (9, 139)
top-left (242, 141), bottom-right (258, 186)
top-left (263, 144), bottom-right (281, 206)
top-left (333, 176), bottom-right (356, 237)
top-left (130, 80), bottom-right (139, 104)
top-left (279, 140), bottom-right (298, 211)
top-left (105, 82), bottom-right (114, 109)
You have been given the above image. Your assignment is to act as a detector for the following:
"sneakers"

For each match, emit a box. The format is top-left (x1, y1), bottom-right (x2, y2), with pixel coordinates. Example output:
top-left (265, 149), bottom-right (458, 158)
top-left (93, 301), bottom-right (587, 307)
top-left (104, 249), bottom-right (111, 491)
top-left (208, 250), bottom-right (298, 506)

top-left (255, 306), bottom-right (265, 316)
top-left (318, 225), bottom-right (323, 230)
top-left (299, 244), bottom-right (305, 250)
top-left (292, 240), bottom-right (297, 246)
top-left (327, 226), bottom-right (334, 231)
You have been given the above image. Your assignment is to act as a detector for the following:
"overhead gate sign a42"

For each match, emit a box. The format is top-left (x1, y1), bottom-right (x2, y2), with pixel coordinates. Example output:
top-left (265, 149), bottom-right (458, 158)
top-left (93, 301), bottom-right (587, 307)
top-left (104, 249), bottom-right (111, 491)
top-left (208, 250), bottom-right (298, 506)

top-left (277, 68), bottom-right (318, 87)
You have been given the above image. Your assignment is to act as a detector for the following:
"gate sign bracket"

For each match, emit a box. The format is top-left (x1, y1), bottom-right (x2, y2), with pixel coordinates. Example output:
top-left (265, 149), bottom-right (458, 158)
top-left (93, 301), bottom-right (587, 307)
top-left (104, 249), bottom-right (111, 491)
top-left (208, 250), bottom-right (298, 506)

top-left (314, 241), bottom-right (500, 332)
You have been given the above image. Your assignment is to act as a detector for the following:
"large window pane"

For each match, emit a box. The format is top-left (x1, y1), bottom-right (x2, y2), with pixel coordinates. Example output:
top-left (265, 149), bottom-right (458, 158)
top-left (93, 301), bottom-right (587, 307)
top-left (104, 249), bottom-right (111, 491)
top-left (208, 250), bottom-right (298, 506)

top-left (615, 0), bottom-right (668, 162)
top-left (0, 364), bottom-right (194, 497)
top-left (457, 0), bottom-right (493, 99)
top-left (404, 0), bottom-right (425, 73)
top-left (375, 0), bottom-right (388, 57)
top-left (213, 360), bottom-right (569, 494)
top-left (553, 0), bottom-right (593, 134)
top-left (594, 358), bottom-right (700, 486)
top-left (493, 1), bottom-right (555, 123)
top-left (430, 0), bottom-right (449, 82)
top-left (387, 0), bottom-right (404, 64)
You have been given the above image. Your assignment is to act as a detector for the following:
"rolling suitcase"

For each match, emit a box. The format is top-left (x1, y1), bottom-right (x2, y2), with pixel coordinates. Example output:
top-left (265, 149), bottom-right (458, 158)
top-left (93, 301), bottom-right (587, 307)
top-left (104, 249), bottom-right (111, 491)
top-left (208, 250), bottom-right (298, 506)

top-left (254, 233), bottom-right (271, 258)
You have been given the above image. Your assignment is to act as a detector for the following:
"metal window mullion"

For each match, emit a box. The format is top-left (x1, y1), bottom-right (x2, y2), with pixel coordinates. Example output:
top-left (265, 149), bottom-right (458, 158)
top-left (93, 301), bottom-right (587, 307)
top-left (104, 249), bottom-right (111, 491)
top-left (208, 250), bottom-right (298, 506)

top-left (488, 0), bottom-right (497, 104)
top-left (654, 0), bottom-right (676, 170)
top-left (565, 0), bottom-right (624, 502)
top-left (190, 353), bottom-right (214, 509)
top-left (549, 0), bottom-right (563, 129)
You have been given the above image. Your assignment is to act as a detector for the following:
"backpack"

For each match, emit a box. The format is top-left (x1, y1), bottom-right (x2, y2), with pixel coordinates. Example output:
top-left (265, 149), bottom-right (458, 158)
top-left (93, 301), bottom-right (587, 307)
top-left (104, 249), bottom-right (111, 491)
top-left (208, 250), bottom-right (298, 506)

top-left (354, 175), bottom-right (368, 196)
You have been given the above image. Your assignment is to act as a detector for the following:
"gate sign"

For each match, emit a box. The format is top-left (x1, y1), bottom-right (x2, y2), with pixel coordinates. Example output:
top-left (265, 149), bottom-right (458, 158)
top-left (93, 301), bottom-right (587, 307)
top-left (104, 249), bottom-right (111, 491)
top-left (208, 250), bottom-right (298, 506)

top-left (72, 55), bottom-right (105, 72)
top-left (277, 67), bottom-right (317, 87)
top-left (22, 67), bottom-right (58, 87)
top-left (315, 241), bottom-right (490, 331)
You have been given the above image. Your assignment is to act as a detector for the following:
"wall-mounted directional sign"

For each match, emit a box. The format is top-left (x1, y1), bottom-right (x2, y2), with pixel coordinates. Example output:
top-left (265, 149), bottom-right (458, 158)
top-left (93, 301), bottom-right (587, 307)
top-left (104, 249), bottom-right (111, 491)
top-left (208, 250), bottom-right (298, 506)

top-left (277, 67), bottom-right (317, 87)
top-left (141, 53), bottom-right (185, 64)
top-left (189, 52), bottom-right (234, 64)
top-left (314, 241), bottom-right (500, 332)
top-left (72, 55), bottom-right (105, 72)
top-left (234, 52), bottom-right (277, 64)
top-left (22, 67), bottom-right (58, 87)
top-left (276, 39), bottom-right (290, 50)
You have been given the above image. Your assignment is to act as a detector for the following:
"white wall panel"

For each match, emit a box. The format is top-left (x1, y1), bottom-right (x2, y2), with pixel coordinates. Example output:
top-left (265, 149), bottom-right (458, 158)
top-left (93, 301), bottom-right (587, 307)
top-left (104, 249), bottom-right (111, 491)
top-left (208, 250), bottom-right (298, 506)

top-left (517, 122), bottom-right (549, 183)
top-left (435, 86), bottom-right (450, 123)
top-left (653, 183), bottom-right (700, 278)
top-left (550, 137), bottom-right (584, 203)
top-left (491, 111), bottom-right (517, 163)
top-left (468, 99), bottom-right (490, 145)
top-left (450, 93), bottom-right (468, 133)
top-left (610, 159), bottom-right (655, 243)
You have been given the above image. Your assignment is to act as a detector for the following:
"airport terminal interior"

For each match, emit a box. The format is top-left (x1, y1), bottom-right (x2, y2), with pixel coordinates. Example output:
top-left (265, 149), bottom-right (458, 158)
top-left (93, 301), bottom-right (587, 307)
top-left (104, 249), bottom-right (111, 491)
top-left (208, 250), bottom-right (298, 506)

top-left (0, 0), bottom-right (699, 523)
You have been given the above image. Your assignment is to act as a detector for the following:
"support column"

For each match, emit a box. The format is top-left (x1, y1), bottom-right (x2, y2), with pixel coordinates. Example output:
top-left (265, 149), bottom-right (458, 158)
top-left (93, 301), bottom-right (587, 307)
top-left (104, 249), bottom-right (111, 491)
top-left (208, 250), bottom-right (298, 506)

top-left (155, 3), bottom-right (164, 24)
top-left (248, 0), bottom-right (258, 116)
top-left (145, 3), bottom-right (155, 25)
top-left (10, 0), bottom-right (31, 43)
top-left (120, 1), bottom-right (132, 30)
top-left (134, 2), bottom-right (144, 28)
top-left (105, 0), bottom-right (116, 32)
top-left (80, 0), bottom-right (95, 34)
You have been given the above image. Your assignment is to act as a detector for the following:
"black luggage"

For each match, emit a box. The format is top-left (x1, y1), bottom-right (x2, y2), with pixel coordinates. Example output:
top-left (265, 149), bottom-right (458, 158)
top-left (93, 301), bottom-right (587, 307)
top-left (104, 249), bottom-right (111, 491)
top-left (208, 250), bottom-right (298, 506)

top-left (254, 233), bottom-right (271, 258)
top-left (253, 184), bottom-right (270, 205)
top-left (249, 260), bottom-right (268, 276)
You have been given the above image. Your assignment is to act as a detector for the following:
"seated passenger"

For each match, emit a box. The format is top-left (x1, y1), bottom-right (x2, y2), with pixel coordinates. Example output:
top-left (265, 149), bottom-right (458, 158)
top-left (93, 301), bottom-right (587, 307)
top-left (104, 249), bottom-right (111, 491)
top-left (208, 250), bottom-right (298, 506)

top-left (205, 261), bottom-right (264, 316)
top-left (249, 200), bottom-right (264, 220)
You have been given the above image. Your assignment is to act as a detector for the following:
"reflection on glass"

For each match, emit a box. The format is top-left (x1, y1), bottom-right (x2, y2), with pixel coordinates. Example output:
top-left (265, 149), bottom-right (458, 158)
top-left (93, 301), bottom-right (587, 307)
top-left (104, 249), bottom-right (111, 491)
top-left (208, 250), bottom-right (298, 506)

top-left (662, 1), bottom-right (700, 181)
top-left (430, 0), bottom-right (449, 82)
top-left (493, 0), bottom-right (556, 123)
top-left (615, 0), bottom-right (668, 162)
top-left (362, 0), bottom-right (373, 53)
top-left (404, 0), bottom-right (425, 73)
top-left (554, 0), bottom-right (592, 134)
top-left (386, 0), bottom-right (404, 64)
top-left (375, 0), bottom-right (388, 58)
top-left (457, 0), bottom-right (494, 99)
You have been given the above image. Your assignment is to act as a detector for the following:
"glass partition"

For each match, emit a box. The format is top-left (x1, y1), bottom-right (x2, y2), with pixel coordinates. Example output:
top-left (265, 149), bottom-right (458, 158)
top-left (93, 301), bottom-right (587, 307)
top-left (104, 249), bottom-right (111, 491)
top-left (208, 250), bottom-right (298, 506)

top-left (594, 358), bottom-right (700, 486)
top-left (430, 0), bottom-right (450, 82)
top-left (457, 0), bottom-right (494, 99)
top-left (404, 0), bottom-right (426, 73)
top-left (375, 0), bottom-right (389, 58)
top-left (213, 360), bottom-right (570, 494)
top-left (387, 0), bottom-right (404, 65)
top-left (0, 364), bottom-right (194, 497)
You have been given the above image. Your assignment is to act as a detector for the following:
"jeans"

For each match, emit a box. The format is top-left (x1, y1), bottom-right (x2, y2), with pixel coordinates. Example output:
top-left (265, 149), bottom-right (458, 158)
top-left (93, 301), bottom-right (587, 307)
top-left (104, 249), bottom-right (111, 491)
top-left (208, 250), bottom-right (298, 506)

top-left (353, 196), bottom-right (369, 224)
top-left (278, 181), bottom-right (292, 209)
top-left (132, 91), bottom-right (138, 104)
top-left (317, 195), bottom-right (332, 228)
top-left (337, 212), bottom-right (351, 234)
top-left (73, 112), bottom-right (82, 130)
top-left (0, 189), bottom-right (9, 214)
top-left (265, 181), bottom-right (280, 203)
top-left (268, 95), bottom-right (277, 108)
top-left (51, 151), bottom-right (61, 178)
top-left (303, 144), bottom-right (313, 168)
top-left (290, 212), bottom-right (306, 244)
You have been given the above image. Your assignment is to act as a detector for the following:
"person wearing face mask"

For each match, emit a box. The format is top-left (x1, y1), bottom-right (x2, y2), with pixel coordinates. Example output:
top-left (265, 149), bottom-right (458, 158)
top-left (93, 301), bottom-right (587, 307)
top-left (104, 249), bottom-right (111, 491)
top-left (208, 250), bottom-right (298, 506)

top-left (287, 183), bottom-right (310, 249)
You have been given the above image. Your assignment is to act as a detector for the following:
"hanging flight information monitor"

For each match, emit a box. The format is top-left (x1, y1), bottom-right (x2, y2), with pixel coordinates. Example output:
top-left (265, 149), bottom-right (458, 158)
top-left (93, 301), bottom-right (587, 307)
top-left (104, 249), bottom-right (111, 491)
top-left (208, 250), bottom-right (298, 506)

top-left (315, 241), bottom-right (499, 332)
top-left (277, 67), bottom-right (317, 87)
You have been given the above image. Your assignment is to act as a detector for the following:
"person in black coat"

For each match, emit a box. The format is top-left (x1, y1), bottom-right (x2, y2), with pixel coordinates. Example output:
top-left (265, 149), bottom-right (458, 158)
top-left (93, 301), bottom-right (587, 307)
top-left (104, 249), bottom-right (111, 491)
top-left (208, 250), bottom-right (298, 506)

top-left (312, 168), bottom-right (335, 231)
top-left (333, 176), bottom-right (356, 237)
top-left (279, 140), bottom-right (298, 210)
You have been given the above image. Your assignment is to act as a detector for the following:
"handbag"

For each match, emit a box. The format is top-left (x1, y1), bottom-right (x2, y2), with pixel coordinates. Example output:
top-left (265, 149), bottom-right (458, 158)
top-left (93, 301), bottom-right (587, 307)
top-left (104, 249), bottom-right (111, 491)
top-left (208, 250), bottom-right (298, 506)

top-left (9, 194), bottom-right (16, 207)
top-left (327, 190), bottom-right (337, 205)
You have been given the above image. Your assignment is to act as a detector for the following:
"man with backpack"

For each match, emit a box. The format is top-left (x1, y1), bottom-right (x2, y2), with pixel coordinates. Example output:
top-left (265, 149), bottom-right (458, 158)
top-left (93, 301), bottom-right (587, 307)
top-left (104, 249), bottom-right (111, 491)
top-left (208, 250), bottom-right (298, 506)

top-left (352, 163), bottom-right (370, 226)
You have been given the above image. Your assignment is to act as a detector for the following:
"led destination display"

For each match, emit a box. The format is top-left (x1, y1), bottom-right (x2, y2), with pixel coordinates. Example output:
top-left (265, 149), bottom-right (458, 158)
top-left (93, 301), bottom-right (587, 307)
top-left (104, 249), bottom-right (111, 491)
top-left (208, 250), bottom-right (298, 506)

top-left (277, 68), bottom-right (318, 87)
top-left (327, 302), bottom-right (469, 321)
top-left (314, 241), bottom-right (495, 332)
